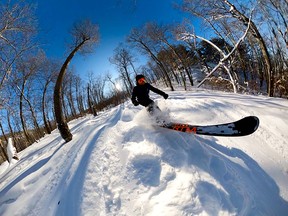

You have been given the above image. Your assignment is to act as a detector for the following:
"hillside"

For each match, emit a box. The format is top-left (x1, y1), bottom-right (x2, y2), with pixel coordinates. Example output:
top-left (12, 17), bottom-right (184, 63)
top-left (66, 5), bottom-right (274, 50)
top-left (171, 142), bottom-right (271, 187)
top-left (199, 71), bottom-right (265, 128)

top-left (0, 89), bottom-right (288, 216)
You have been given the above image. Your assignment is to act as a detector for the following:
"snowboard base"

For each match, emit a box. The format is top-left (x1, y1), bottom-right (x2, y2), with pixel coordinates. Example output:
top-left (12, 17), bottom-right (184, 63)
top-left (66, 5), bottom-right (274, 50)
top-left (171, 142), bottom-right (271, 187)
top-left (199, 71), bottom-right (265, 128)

top-left (159, 116), bottom-right (259, 137)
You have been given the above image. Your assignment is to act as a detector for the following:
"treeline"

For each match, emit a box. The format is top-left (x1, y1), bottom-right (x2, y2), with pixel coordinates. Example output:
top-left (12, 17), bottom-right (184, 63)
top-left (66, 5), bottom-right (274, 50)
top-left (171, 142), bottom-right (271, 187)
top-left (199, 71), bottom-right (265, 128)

top-left (112, 0), bottom-right (287, 97)
top-left (1, 0), bottom-right (288, 163)
top-left (0, 1), bottom-right (127, 162)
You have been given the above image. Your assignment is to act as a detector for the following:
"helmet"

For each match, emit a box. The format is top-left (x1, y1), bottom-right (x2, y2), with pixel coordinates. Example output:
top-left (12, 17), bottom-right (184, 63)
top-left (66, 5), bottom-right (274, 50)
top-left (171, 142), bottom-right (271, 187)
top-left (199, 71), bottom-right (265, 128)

top-left (136, 74), bottom-right (145, 82)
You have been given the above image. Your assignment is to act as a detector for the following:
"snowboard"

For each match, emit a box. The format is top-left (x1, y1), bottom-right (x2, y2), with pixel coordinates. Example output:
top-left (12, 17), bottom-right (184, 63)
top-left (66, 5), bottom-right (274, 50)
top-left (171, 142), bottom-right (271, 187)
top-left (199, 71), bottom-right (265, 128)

top-left (159, 116), bottom-right (259, 137)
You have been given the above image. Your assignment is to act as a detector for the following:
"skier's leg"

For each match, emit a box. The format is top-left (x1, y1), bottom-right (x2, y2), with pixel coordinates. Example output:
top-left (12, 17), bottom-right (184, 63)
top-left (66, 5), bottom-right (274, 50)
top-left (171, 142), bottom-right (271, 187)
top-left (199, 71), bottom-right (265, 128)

top-left (146, 102), bottom-right (155, 114)
top-left (146, 101), bottom-right (161, 114)
top-left (146, 102), bottom-right (166, 125)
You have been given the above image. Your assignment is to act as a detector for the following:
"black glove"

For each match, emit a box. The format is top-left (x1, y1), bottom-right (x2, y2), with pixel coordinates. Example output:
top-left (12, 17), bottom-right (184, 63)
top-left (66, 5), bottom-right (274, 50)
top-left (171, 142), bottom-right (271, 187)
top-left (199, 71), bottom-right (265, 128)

top-left (163, 93), bottom-right (168, 99)
top-left (132, 100), bottom-right (139, 106)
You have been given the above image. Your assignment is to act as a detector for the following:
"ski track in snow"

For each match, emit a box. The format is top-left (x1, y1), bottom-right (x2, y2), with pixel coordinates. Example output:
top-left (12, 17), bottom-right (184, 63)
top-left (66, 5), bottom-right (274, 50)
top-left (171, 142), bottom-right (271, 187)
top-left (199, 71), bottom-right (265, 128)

top-left (0, 90), bottom-right (288, 216)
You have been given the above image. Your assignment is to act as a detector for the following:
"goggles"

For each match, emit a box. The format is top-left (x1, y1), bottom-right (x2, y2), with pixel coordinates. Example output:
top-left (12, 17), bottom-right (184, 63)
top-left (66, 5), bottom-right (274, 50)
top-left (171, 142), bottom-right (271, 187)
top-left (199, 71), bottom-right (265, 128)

top-left (138, 77), bottom-right (146, 84)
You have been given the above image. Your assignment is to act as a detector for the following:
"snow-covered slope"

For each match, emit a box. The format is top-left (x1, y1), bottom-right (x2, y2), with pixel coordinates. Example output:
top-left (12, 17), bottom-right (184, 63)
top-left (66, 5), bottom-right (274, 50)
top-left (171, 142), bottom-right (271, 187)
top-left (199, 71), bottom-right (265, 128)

top-left (0, 89), bottom-right (288, 216)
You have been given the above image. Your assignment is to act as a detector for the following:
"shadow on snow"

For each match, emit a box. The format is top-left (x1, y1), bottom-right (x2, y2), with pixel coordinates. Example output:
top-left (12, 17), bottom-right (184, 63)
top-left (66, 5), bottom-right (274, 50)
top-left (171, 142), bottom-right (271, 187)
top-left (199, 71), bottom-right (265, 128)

top-left (140, 128), bottom-right (288, 215)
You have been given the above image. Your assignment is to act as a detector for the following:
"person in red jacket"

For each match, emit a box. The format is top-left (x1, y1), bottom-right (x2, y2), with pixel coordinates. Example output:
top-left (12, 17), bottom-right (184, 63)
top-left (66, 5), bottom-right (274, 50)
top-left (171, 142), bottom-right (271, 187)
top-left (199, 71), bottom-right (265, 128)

top-left (131, 74), bottom-right (168, 115)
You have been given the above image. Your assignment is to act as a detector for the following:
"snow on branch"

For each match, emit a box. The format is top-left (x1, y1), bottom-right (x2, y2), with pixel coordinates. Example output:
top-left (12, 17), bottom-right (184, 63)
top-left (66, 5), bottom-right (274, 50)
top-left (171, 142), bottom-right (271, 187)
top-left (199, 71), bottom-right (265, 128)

top-left (177, 14), bottom-right (252, 93)
top-left (181, 33), bottom-right (226, 58)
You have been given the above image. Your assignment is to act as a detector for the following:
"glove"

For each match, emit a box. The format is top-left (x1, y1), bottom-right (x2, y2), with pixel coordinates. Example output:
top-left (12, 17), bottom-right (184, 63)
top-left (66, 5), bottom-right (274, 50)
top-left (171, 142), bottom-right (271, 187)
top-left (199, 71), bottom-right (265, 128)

top-left (132, 100), bottom-right (139, 106)
top-left (163, 93), bottom-right (168, 99)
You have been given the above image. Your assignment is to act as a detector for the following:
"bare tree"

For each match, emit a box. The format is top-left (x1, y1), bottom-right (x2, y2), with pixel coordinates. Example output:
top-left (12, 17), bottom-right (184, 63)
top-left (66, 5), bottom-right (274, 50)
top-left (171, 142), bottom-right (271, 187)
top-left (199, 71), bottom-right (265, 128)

top-left (257, 0), bottom-right (288, 97)
top-left (109, 45), bottom-right (135, 92)
top-left (87, 83), bottom-right (97, 116)
top-left (128, 25), bottom-right (174, 91)
top-left (106, 73), bottom-right (118, 91)
top-left (37, 56), bottom-right (59, 134)
top-left (224, 0), bottom-right (274, 96)
top-left (53, 19), bottom-right (99, 142)
top-left (0, 0), bottom-right (37, 97)
top-left (63, 70), bottom-right (77, 118)
top-left (146, 23), bottom-right (195, 87)
top-left (74, 75), bottom-right (86, 115)
top-left (178, 18), bottom-right (252, 93)
top-left (0, 1), bottom-right (40, 158)
top-left (180, 0), bottom-right (275, 96)
top-left (10, 55), bottom-right (43, 143)
top-left (87, 73), bottom-right (106, 110)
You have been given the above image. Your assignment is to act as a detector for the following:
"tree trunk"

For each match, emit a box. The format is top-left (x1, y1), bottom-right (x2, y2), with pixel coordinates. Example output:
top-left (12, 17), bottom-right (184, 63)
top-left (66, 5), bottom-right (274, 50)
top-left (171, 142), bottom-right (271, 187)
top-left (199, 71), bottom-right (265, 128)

top-left (7, 112), bottom-right (22, 151)
top-left (225, 0), bottom-right (274, 96)
top-left (123, 66), bottom-right (133, 91)
top-left (0, 124), bottom-right (9, 161)
top-left (54, 40), bottom-right (87, 142)
top-left (19, 83), bottom-right (35, 144)
top-left (140, 41), bottom-right (174, 91)
top-left (68, 81), bottom-right (77, 117)
top-left (164, 41), bottom-right (194, 87)
top-left (42, 82), bottom-right (51, 134)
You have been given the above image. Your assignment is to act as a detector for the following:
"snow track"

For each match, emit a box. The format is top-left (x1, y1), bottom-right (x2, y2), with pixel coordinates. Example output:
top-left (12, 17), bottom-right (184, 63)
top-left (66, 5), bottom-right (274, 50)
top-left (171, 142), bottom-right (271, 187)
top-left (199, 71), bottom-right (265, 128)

top-left (0, 90), bottom-right (288, 216)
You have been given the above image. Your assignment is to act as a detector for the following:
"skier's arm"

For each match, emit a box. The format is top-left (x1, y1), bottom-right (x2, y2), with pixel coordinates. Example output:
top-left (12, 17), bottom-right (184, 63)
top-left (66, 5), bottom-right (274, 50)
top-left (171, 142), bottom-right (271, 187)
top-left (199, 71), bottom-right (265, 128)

top-left (148, 84), bottom-right (168, 99)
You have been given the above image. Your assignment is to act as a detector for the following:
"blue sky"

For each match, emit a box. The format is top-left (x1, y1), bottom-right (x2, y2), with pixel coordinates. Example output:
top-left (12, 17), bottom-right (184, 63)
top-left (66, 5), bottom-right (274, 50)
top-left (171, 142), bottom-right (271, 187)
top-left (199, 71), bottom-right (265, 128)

top-left (35, 0), bottom-right (187, 81)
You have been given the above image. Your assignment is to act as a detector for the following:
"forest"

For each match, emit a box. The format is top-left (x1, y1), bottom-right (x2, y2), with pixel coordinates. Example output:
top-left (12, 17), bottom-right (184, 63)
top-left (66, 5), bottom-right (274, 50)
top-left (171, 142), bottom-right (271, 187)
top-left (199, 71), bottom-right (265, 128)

top-left (0, 0), bottom-right (287, 163)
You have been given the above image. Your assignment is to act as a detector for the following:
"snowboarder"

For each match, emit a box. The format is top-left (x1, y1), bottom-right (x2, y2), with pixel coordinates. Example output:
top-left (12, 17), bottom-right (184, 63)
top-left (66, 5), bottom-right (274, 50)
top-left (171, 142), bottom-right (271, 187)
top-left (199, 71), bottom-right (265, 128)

top-left (131, 74), bottom-right (168, 115)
